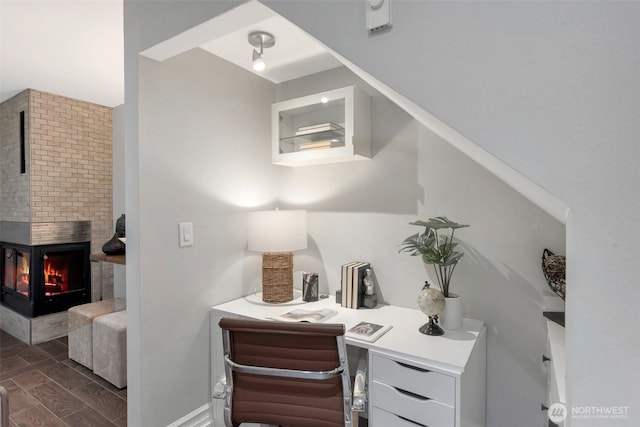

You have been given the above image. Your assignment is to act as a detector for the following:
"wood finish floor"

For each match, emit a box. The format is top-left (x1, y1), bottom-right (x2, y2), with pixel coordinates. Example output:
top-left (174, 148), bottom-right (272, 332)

top-left (0, 329), bottom-right (126, 427)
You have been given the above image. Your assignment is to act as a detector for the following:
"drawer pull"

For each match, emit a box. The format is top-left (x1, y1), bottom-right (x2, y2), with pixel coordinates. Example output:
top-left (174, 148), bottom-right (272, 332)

top-left (395, 386), bottom-right (430, 401)
top-left (396, 414), bottom-right (428, 426)
top-left (396, 361), bottom-right (430, 372)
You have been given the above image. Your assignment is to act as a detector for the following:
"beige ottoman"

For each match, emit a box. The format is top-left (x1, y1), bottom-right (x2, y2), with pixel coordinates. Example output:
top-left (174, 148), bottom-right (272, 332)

top-left (92, 310), bottom-right (127, 388)
top-left (68, 298), bottom-right (125, 369)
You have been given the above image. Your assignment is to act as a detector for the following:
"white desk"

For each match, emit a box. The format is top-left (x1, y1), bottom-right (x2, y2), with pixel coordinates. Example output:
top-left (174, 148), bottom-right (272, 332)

top-left (211, 293), bottom-right (486, 427)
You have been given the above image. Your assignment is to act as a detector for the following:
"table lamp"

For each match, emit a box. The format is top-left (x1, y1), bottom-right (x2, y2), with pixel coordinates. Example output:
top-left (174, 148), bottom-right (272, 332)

top-left (248, 209), bottom-right (307, 303)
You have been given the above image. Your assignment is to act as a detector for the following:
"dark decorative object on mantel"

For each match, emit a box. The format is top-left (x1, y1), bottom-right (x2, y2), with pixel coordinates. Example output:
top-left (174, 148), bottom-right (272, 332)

top-left (115, 214), bottom-right (125, 238)
top-left (102, 214), bottom-right (126, 255)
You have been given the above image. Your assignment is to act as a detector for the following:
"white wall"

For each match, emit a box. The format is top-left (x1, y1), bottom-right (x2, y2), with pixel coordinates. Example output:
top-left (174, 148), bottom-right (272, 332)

top-left (135, 49), bottom-right (564, 427)
top-left (124, 3), bottom-right (249, 423)
top-left (136, 48), bottom-right (277, 425)
top-left (267, 3), bottom-right (640, 426)
top-left (280, 67), bottom-right (565, 426)
top-left (124, 1), bottom-right (640, 426)
top-left (139, 50), bottom-right (276, 425)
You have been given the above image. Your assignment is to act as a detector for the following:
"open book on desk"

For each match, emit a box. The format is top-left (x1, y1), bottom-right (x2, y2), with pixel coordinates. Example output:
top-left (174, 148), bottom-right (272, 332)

top-left (346, 321), bottom-right (392, 343)
top-left (268, 308), bottom-right (338, 323)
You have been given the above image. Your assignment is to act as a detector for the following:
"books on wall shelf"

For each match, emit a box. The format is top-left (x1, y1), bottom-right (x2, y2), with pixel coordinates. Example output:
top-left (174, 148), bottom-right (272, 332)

top-left (268, 308), bottom-right (338, 323)
top-left (298, 140), bottom-right (342, 151)
top-left (295, 122), bottom-right (343, 136)
top-left (346, 321), bottom-right (392, 343)
top-left (340, 261), bottom-right (371, 309)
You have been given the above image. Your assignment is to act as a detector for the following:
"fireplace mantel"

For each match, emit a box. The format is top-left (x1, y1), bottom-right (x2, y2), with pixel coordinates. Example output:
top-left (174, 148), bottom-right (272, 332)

top-left (90, 253), bottom-right (126, 265)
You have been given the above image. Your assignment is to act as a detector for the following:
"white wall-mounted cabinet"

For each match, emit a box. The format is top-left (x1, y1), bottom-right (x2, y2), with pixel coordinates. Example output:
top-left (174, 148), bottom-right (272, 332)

top-left (272, 86), bottom-right (371, 166)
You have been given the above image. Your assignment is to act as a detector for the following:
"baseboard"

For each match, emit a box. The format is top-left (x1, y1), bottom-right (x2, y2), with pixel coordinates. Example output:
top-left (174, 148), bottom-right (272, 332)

top-left (166, 402), bottom-right (212, 427)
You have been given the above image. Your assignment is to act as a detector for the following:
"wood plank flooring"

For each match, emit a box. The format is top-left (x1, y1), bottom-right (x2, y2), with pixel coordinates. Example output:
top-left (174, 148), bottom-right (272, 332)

top-left (0, 329), bottom-right (126, 427)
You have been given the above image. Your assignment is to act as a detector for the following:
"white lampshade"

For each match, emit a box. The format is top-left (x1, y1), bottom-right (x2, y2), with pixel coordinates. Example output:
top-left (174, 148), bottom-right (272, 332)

top-left (248, 210), bottom-right (307, 253)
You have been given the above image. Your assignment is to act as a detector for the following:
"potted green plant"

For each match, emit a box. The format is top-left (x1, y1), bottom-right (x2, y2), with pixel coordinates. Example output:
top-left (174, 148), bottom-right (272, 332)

top-left (399, 216), bottom-right (469, 329)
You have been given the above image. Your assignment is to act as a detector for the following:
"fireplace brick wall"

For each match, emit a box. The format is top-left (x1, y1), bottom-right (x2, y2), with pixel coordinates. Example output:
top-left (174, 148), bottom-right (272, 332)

top-left (0, 90), bottom-right (30, 221)
top-left (0, 89), bottom-right (114, 301)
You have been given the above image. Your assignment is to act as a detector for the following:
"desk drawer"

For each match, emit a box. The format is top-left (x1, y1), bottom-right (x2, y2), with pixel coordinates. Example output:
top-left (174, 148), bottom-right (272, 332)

top-left (371, 380), bottom-right (454, 427)
top-left (371, 406), bottom-right (454, 427)
top-left (371, 353), bottom-right (456, 405)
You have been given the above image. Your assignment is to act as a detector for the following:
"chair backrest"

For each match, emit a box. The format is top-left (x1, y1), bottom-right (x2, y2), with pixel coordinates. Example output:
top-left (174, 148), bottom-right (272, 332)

top-left (219, 317), bottom-right (353, 427)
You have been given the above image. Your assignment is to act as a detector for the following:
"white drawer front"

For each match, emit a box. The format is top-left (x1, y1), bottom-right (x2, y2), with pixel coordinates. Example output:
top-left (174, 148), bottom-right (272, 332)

top-left (371, 380), bottom-right (455, 427)
top-left (371, 406), bottom-right (452, 427)
top-left (371, 353), bottom-right (456, 405)
top-left (547, 357), bottom-right (560, 405)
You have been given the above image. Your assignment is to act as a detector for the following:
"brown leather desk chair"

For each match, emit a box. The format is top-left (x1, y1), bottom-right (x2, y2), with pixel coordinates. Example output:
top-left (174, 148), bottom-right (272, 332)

top-left (217, 317), bottom-right (365, 427)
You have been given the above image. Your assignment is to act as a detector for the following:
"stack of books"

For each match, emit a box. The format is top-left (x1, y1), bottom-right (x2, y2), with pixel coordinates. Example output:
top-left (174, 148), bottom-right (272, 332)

top-left (297, 140), bottom-right (341, 151)
top-left (295, 122), bottom-right (343, 136)
top-left (295, 122), bottom-right (344, 152)
top-left (340, 261), bottom-right (370, 309)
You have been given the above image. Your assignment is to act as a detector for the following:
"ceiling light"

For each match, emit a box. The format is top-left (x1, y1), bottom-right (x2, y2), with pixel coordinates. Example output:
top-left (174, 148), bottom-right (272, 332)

top-left (248, 31), bottom-right (275, 72)
top-left (252, 50), bottom-right (265, 71)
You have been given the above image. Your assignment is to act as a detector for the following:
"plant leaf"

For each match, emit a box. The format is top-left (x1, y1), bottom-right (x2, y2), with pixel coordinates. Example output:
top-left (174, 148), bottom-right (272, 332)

top-left (399, 232), bottom-right (436, 255)
top-left (410, 216), bottom-right (469, 230)
top-left (442, 251), bottom-right (463, 266)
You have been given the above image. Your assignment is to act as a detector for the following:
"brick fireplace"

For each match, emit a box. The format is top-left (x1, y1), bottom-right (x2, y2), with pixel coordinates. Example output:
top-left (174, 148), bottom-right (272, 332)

top-left (1, 223), bottom-right (92, 318)
top-left (0, 89), bottom-right (113, 344)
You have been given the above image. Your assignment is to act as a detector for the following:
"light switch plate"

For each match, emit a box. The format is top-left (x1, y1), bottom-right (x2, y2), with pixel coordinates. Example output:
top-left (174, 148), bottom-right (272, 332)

top-left (179, 222), bottom-right (193, 247)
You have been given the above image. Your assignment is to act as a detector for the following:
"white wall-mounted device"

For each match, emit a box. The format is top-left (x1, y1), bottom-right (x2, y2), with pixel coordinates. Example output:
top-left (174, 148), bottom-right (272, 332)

top-left (366, 0), bottom-right (392, 33)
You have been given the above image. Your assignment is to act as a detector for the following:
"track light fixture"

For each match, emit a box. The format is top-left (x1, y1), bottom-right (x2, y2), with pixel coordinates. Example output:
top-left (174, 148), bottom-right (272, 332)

top-left (248, 31), bottom-right (275, 72)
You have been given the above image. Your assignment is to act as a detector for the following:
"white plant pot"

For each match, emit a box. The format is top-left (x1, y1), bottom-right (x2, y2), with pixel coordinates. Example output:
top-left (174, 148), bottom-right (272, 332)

top-left (441, 294), bottom-right (463, 330)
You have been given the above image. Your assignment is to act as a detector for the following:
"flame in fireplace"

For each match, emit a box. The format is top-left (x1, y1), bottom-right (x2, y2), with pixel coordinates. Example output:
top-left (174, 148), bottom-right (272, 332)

top-left (43, 254), bottom-right (68, 295)
top-left (16, 252), bottom-right (30, 296)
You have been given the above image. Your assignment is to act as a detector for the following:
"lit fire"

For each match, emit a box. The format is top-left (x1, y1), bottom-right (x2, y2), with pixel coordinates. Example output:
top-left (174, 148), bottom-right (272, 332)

top-left (16, 252), bottom-right (30, 296)
top-left (44, 255), bottom-right (68, 296)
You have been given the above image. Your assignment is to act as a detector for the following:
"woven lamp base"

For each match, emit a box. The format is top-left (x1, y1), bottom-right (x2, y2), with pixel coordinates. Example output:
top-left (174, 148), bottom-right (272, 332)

top-left (262, 252), bottom-right (293, 303)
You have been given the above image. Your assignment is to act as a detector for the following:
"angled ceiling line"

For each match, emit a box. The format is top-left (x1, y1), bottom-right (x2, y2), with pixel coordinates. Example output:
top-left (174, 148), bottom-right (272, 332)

top-left (138, 0), bottom-right (568, 223)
